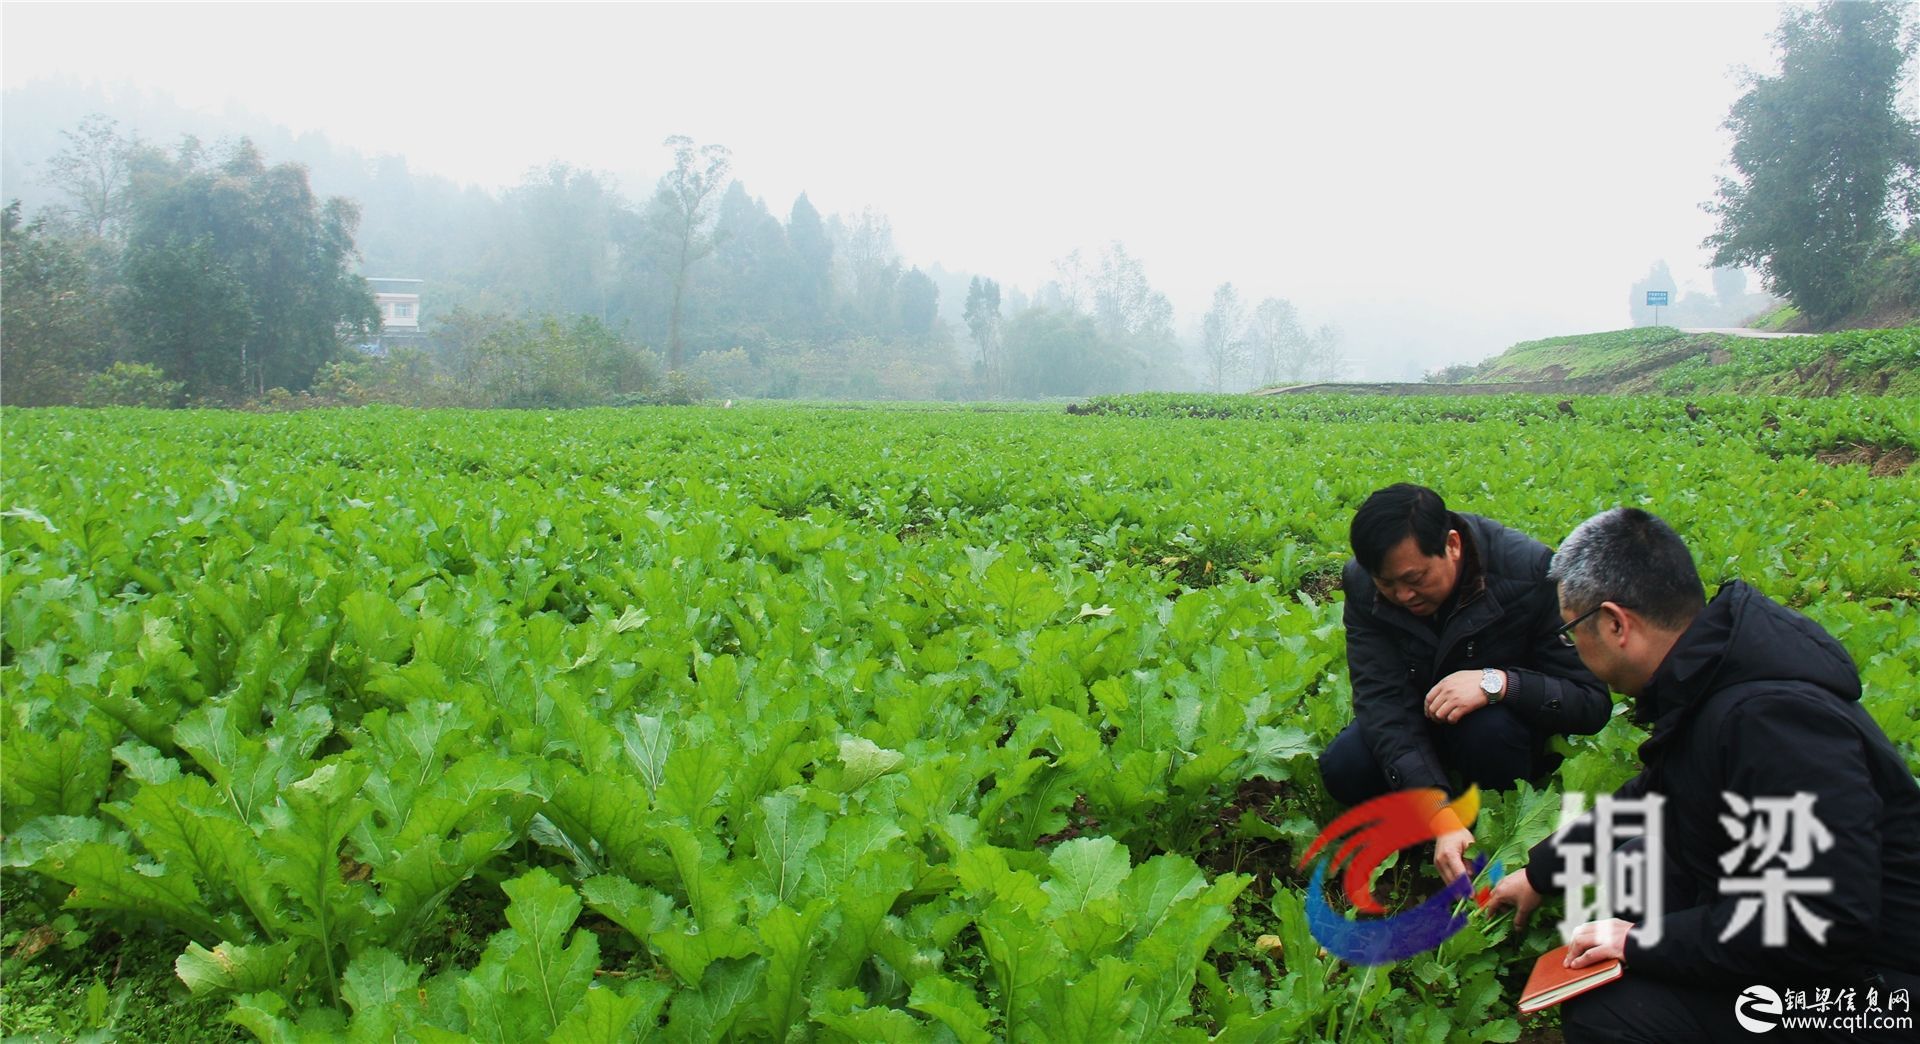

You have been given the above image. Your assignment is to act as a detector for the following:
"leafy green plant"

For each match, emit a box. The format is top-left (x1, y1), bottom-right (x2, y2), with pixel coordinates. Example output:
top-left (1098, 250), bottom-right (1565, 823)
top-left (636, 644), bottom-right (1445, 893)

top-left (1, 397), bottom-right (1913, 1039)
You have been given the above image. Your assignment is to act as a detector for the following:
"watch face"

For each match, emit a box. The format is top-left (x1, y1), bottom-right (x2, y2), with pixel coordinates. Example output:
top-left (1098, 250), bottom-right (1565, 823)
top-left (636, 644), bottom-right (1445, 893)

top-left (1482, 671), bottom-right (1500, 694)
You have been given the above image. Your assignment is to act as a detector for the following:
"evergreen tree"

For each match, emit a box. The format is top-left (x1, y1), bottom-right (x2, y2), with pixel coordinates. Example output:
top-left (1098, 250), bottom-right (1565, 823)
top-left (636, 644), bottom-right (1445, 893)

top-left (705, 182), bottom-right (795, 347)
top-left (786, 193), bottom-right (834, 333)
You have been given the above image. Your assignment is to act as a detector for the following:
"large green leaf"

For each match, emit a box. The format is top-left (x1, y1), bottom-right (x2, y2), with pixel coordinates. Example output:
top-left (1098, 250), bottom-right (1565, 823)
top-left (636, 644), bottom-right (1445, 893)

top-left (0, 726), bottom-right (111, 827)
top-left (547, 982), bottom-right (669, 1044)
top-left (176, 939), bottom-right (302, 996)
top-left (907, 976), bottom-right (995, 1044)
top-left (745, 792), bottom-right (828, 907)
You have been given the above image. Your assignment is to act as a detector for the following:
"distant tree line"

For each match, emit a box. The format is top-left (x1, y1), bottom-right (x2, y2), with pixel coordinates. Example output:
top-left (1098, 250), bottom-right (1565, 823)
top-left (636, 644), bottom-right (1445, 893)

top-left (4, 119), bottom-right (1346, 405)
top-left (2, 123), bottom-right (380, 406)
top-left (1197, 282), bottom-right (1347, 391)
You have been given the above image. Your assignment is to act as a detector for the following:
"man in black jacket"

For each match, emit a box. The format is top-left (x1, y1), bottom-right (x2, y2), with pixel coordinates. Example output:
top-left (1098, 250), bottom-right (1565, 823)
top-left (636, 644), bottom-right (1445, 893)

top-left (1317, 484), bottom-right (1611, 880)
top-left (1486, 507), bottom-right (1920, 1042)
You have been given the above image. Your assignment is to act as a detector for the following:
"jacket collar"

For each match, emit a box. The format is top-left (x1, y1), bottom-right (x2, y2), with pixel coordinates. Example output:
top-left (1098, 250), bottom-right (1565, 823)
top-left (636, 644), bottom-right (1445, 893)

top-left (1453, 513), bottom-right (1488, 601)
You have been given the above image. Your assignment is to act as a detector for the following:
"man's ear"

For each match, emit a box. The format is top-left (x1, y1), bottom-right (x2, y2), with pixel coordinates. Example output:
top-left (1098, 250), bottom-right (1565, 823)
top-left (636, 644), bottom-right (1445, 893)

top-left (1602, 602), bottom-right (1630, 644)
top-left (1444, 529), bottom-right (1462, 560)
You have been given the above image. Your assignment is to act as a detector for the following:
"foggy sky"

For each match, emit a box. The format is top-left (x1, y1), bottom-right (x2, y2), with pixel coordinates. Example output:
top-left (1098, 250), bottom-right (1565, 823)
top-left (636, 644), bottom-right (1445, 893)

top-left (2, 2), bottom-right (1794, 377)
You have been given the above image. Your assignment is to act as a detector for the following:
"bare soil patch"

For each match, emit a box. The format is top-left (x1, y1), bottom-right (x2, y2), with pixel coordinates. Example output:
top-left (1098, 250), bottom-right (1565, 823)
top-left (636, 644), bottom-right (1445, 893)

top-left (1814, 442), bottom-right (1915, 477)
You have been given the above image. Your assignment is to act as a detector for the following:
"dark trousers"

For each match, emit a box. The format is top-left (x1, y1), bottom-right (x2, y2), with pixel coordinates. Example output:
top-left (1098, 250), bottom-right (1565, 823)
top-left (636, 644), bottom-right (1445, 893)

top-left (1316, 703), bottom-right (1550, 805)
top-left (1562, 968), bottom-right (1920, 1043)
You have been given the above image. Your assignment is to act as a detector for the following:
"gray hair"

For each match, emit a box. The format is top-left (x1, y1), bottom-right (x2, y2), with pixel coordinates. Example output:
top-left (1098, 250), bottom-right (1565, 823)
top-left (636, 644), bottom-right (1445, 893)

top-left (1549, 507), bottom-right (1706, 630)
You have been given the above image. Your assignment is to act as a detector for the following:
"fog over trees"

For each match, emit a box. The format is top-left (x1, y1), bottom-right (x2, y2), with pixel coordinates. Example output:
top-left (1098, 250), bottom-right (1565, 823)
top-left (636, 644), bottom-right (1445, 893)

top-left (5, 0), bottom-right (1914, 408)
top-left (0, 90), bottom-right (1365, 405)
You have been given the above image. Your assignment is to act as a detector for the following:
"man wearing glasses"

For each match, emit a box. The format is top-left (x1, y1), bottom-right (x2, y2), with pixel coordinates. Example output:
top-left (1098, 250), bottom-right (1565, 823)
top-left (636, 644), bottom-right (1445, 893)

top-left (1317, 484), bottom-right (1611, 882)
top-left (1485, 507), bottom-right (1920, 1042)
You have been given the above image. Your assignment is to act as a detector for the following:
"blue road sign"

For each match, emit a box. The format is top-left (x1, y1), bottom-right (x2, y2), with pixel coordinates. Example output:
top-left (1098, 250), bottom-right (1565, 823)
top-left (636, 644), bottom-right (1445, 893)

top-left (1646, 291), bottom-right (1670, 306)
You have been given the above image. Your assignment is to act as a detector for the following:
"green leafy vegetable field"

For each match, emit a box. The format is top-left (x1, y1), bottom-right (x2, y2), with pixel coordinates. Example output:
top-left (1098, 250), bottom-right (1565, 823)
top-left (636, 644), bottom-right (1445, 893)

top-left (3, 397), bottom-right (1916, 1042)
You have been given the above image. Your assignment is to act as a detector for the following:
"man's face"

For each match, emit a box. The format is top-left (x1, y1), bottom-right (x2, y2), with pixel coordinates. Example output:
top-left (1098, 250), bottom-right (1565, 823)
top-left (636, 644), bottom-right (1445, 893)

top-left (1556, 587), bottom-right (1638, 697)
top-left (1371, 530), bottom-right (1462, 617)
top-left (1558, 600), bottom-right (1613, 687)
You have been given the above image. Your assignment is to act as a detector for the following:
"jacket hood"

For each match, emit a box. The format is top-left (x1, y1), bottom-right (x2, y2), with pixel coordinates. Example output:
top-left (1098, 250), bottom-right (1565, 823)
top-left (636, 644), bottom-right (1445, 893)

top-left (1641, 580), bottom-right (1862, 726)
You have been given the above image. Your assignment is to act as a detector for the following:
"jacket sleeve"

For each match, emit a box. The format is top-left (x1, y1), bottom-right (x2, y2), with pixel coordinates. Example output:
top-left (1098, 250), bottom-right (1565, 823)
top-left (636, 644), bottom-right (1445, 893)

top-left (1499, 574), bottom-right (1613, 737)
top-left (1343, 568), bottom-right (1448, 792)
top-left (1616, 694), bottom-right (1885, 986)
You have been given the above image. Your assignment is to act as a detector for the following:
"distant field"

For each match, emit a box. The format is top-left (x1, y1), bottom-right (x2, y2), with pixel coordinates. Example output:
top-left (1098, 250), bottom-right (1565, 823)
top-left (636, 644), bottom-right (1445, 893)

top-left (4, 399), bottom-right (1917, 1041)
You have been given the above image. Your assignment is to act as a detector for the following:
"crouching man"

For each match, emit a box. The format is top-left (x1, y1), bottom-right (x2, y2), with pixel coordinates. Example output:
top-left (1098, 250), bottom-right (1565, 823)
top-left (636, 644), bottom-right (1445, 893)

top-left (1318, 484), bottom-right (1611, 880)
top-left (1486, 507), bottom-right (1920, 1042)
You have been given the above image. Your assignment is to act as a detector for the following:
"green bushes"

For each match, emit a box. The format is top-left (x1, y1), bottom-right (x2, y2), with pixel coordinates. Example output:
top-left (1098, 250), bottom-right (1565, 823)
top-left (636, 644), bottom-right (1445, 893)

top-left (79, 363), bottom-right (184, 408)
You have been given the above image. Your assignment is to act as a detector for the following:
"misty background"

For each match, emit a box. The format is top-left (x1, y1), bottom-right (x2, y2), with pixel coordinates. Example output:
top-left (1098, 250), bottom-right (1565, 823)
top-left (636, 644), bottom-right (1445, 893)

top-left (3, 3), bottom-right (1799, 391)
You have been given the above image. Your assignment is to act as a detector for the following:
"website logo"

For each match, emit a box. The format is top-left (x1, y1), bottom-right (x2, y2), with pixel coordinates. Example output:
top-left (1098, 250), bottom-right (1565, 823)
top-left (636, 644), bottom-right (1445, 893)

top-left (1299, 786), bottom-right (1500, 964)
top-left (1736, 984), bottom-right (1784, 1033)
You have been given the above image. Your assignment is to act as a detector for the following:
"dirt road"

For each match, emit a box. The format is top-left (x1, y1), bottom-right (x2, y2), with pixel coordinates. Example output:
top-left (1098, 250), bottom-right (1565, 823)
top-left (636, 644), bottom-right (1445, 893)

top-left (1679, 327), bottom-right (1812, 338)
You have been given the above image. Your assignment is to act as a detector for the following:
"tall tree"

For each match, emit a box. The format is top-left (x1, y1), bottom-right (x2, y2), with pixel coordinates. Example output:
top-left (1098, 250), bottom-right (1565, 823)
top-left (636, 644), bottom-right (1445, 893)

top-left (649, 135), bottom-right (731, 371)
top-left (1199, 282), bottom-right (1248, 392)
top-left (837, 208), bottom-right (901, 331)
top-left (1049, 249), bottom-right (1091, 313)
top-left (1002, 307), bottom-right (1139, 397)
top-left (786, 193), bottom-right (834, 332)
top-left (1085, 244), bottom-right (1179, 387)
top-left (963, 276), bottom-right (1003, 386)
top-left (43, 113), bottom-right (136, 243)
top-left (498, 163), bottom-right (626, 322)
top-left (1089, 243), bottom-right (1173, 348)
top-left (118, 236), bottom-right (255, 398)
top-left (1711, 265), bottom-right (1749, 307)
top-left (1245, 296), bottom-right (1307, 385)
top-left (1307, 323), bottom-right (1349, 381)
top-left (1704, 0), bottom-right (1920, 322)
top-left (0, 202), bottom-right (115, 404)
top-left (121, 139), bottom-right (378, 397)
top-left (705, 181), bottom-right (796, 346)
top-left (896, 267), bottom-right (939, 337)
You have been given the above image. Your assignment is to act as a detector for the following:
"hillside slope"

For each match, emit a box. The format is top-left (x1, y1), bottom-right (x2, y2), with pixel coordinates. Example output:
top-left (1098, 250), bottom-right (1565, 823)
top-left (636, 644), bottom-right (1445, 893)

top-left (1449, 326), bottom-right (1920, 396)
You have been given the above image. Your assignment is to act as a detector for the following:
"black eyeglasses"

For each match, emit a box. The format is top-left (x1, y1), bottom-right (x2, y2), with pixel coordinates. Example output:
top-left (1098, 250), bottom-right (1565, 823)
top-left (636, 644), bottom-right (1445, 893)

top-left (1556, 604), bottom-right (1607, 646)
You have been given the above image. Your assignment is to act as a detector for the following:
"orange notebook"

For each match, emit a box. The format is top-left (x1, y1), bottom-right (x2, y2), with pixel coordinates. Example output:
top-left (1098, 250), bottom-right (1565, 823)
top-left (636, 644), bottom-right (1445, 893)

top-left (1518, 944), bottom-right (1624, 1014)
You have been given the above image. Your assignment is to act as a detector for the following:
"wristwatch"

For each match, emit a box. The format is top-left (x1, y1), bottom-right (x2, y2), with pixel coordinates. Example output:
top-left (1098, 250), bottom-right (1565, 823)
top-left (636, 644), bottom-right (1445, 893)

top-left (1481, 668), bottom-right (1506, 704)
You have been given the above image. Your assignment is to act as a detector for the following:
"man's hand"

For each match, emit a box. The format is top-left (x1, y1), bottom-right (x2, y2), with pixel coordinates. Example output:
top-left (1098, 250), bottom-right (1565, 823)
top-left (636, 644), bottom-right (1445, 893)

top-left (1565, 918), bottom-right (1633, 968)
top-left (1425, 670), bottom-right (1493, 723)
top-left (1483, 867), bottom-right (1543, 929)
top-left (1434, 827), bottom-right (1474, 884)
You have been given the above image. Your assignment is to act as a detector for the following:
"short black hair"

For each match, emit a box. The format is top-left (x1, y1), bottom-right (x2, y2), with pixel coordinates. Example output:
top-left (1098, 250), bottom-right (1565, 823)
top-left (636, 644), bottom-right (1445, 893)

top-left (1550, 507), bottom-right (1706, 630)
top-left (1351, 483), bottom-right (1450, 575)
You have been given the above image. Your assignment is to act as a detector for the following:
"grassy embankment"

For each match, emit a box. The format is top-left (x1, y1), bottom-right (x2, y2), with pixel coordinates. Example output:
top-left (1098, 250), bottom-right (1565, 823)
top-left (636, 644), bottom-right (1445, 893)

top-left (1454, 325), bottom-right (1920, 396)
